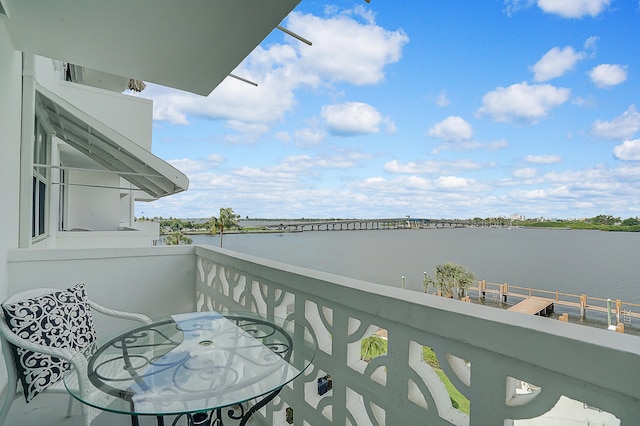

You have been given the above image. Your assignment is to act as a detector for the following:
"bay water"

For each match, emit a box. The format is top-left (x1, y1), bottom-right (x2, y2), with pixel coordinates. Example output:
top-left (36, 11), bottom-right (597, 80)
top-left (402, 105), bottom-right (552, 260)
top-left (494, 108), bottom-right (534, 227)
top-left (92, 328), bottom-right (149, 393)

top-left (189, 227), bottom-right (640, 306)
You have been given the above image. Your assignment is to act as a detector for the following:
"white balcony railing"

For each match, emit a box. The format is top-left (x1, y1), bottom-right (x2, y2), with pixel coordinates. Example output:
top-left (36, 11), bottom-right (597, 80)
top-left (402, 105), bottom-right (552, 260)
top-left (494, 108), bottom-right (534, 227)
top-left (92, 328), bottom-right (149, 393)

top-left (6, 244), bottom-right (640, 425)
top-left (194, 245), bottom-right (639, 426)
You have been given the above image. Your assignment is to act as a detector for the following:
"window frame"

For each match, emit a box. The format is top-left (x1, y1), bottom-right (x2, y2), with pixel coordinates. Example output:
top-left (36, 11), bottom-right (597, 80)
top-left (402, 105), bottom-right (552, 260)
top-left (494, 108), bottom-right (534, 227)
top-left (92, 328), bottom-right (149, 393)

top-left (32, 116), bottom-right (50, 241)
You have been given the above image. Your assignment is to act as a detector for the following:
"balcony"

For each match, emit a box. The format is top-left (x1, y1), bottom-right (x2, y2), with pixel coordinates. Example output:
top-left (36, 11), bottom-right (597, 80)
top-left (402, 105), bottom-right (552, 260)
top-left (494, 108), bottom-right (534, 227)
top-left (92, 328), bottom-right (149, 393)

top-left (5, 245), bottom-right (639, 425)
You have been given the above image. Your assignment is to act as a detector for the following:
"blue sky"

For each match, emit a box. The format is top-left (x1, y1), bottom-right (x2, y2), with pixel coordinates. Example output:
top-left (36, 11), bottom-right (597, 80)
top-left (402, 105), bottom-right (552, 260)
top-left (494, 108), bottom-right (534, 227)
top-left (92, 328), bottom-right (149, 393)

top-left (135, 0), bottom-right (640, 220)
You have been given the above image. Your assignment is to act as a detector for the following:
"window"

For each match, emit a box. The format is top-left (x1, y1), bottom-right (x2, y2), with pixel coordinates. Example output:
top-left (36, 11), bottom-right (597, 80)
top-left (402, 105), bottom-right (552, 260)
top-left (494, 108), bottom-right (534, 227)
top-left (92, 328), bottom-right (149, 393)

top-left (32, 117), bottom-right (49, 240)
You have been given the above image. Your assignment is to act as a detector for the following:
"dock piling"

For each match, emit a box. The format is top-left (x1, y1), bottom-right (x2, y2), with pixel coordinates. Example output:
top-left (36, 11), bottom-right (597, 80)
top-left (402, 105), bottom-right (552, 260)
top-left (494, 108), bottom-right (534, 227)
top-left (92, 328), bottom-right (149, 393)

top-left (580, 294), bottom-right (587, 320)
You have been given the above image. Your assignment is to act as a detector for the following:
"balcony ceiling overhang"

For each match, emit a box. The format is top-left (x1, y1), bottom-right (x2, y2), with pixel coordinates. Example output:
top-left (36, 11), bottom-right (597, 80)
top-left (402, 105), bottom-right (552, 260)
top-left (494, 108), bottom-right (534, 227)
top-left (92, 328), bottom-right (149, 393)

top-left (36, 85), bottom-right (189, 199)
top-left (3, 0), bottom-right (301, 96)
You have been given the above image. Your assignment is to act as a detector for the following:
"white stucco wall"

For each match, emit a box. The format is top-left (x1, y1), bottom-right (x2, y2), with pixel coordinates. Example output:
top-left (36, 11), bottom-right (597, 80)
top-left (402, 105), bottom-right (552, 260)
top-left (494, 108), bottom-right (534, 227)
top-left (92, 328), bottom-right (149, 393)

top-left (55, 79), bottom-right (152, 149)
top-left (66, 169), bottom-right (121, 231)
top-left (0, 19), bottom-right (23, 390)
top-left (0, 24), bottom-right (22, 302)
top-left (6, 247), bottom-right (197, 336)
top-left (34, 55), bottom-right (153, 149)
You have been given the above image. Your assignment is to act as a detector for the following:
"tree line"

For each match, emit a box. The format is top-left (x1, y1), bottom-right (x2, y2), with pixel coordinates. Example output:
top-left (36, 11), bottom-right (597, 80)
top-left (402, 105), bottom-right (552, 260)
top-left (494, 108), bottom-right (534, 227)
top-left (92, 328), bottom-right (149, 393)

top-left (143, 208), bottom-right (241, 246)
top-left (516, 214), bottom-right (640, 231)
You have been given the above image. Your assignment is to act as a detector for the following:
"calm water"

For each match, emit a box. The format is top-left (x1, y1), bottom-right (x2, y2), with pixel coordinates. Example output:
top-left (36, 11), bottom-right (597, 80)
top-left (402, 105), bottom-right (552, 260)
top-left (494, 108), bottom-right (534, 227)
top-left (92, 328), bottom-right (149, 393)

top-left (189, 227), bottom-right (640, 305)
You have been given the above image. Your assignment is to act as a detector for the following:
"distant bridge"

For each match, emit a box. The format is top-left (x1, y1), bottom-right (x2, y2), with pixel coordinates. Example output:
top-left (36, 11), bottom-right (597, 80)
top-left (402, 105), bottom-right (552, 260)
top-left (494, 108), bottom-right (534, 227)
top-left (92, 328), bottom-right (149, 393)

top-left (264, 218), bottom-right (472, 232)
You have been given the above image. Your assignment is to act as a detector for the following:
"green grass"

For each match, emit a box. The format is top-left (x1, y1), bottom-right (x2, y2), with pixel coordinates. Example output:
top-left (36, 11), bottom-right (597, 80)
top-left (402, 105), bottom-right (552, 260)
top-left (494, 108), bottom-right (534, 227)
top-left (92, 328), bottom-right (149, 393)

top-left (422, 346), bottom-right (440, 368)
top-left (423, 347), bottom-right (470, 414)
top-left (435, 370), bottom-right (470, 414)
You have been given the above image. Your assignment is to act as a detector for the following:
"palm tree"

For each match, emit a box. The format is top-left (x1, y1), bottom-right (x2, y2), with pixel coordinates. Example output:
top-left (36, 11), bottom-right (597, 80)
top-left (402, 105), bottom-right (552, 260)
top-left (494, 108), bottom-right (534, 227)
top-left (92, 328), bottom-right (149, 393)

top-left (163, 231), bottom-right (193, 245)
top-left (208, 216), bottom-right (218, 236)
top-left (424, 263), bottom-right (475, 298)
top-left (217, 207), bottom-right (241, 247)
top-left (361, 335), bottom-right (387, 362)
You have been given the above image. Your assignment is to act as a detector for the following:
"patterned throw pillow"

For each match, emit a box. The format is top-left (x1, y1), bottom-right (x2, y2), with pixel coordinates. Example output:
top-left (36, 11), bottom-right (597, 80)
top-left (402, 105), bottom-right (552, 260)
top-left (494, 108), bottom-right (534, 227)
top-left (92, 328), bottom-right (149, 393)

top-left (1, 283), bottom-right (96, 402)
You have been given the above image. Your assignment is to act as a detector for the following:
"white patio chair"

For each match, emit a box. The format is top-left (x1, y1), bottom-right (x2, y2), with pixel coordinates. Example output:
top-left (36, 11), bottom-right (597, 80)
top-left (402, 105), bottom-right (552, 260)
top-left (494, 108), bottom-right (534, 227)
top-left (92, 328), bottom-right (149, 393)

top-left (0, 285), bottom-right (151, 426)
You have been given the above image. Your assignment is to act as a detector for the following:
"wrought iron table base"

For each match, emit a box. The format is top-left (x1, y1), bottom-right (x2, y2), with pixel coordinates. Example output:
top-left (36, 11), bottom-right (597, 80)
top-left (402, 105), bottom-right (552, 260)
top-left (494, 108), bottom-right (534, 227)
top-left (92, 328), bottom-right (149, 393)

top-left (125, 385), bottom-right (284, 426)
top-left (174, 385), bottom-right (282, 426)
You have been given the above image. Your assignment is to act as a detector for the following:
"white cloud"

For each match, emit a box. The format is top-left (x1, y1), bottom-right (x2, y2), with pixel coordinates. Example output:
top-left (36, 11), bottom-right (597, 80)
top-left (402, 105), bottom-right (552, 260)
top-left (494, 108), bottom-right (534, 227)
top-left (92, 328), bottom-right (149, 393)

top-left (591, 106), bottom-right (640, 140)
top-left (503, 0), bottom-right (535, 16)
top-left (488, 139), bottom-right (510, 150)
top-left (436, 90), bottom-right (450, 107)
top-left (206, 154), bottom-right (225, 166)
top-left (384, 159), bottom-right (482, 175)
top-left (537, 0), bottom-right (611, 18)
top-left (427, 118), bottom-right (508, 153)
top-left (321, 102), bottom-right (386, 136)
top-left (614, 139), bottom-right (640, 161)
top-left (293, 128), bottom-right (326, 148)
top-left (511, 186), bottom-right (573, 200)
top-left (435, 176), bottom-right (473, 189)
top-left (524, 154), bottom-right (563, 164)
top-left (504, 0), bottom-right (610, 18)
top-left (168, 158), bottom-right (210, 173)
top-left (584, 36), bottom-right (599, 50)
top-left (542, 168), bottom-right (627, 195)
top-left (477, 82), bottom-right (570, 124)
top-left (287, 8), bottom-right (409, 86)
top-left (430, 140), bottom-right (485, 154)
top-left (274, 131), bottom-right (292, 143)
top-left (589, 64), bottom-right (628, 88)
top-left (532, 46), bottom-right (585, 82)
top-left (148, 8), bottom-right (408, 131)
top-left (279, 152), bottom-right (369, 171)
top-left (352, 174), bottom-right (480, 195)
top-left (513, 168), bottom-right (538, 179)
top-left (152, 95), bottom-right (190, 125)
top-left (384, 118), bottom-right (398, 135)
top-left (427, 116), bottom-right (473, 141)
top-left (572, 95), bottom-right (597, 108)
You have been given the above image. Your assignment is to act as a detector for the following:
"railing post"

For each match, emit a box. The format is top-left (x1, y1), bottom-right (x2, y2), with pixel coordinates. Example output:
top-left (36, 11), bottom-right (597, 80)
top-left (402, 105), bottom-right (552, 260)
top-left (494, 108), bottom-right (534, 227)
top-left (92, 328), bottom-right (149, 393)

top-left (616, 299), bottom-right (622, 323)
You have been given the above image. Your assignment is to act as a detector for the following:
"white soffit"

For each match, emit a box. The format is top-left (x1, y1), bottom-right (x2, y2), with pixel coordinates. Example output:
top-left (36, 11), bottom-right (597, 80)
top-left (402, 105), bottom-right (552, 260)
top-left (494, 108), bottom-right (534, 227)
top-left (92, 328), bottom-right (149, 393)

top-left (5, 0), bottom-right (301, 96)
top-left (36, 85), bottom-right (189, 198)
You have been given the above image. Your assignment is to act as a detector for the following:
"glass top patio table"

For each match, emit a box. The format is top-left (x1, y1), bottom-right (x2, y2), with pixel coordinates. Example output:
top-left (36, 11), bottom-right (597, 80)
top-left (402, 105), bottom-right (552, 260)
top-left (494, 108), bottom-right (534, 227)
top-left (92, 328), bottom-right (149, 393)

top-left (64, 311), bottom-right (315, 420)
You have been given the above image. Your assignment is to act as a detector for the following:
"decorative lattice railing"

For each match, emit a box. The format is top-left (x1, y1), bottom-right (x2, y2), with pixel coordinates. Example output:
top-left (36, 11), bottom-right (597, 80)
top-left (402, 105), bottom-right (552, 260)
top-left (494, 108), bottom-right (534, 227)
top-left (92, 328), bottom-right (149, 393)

top-left (194, 245), bottom-right (640, 426)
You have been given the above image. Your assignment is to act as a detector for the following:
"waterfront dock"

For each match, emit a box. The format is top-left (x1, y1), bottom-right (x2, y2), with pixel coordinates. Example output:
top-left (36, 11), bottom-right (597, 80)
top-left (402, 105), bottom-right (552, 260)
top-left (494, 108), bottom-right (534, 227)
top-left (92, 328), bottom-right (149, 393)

top-left (468, 280), bottom-right (640, 327)
top-left (507, 296), bottom-right (556, 316)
